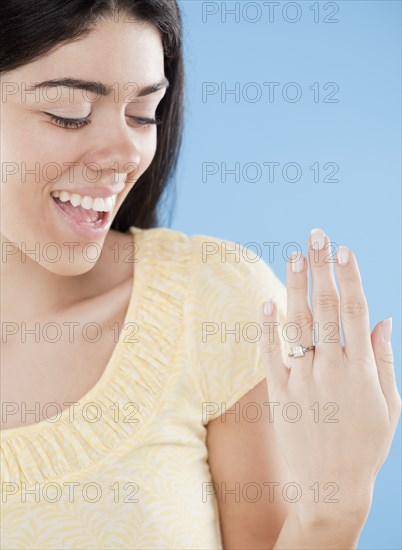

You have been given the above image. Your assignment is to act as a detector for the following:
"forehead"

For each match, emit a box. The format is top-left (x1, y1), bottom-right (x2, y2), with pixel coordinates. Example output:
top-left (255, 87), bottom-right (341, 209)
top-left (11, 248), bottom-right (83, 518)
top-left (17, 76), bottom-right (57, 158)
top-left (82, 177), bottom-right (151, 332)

top-left (8, 17), bottom-right (165, 87)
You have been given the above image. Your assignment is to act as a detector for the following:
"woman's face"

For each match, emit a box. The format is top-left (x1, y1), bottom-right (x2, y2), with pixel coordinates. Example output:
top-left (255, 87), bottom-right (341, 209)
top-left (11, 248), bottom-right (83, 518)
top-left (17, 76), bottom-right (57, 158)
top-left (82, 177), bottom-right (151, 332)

top-left (0, 17), bottom-right (167, 275)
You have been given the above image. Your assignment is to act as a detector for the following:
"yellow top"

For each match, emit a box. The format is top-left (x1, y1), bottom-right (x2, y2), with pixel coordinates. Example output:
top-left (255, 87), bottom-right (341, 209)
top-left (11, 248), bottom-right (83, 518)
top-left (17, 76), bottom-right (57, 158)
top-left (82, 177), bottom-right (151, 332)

top-left (0, 225), bottom-right (288, 550)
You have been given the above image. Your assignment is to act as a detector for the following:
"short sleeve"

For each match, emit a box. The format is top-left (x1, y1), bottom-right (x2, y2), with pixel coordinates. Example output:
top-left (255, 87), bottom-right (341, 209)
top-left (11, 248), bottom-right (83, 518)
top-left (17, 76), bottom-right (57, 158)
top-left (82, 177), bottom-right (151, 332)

top-left (188, 234), bottom-right (290, 424)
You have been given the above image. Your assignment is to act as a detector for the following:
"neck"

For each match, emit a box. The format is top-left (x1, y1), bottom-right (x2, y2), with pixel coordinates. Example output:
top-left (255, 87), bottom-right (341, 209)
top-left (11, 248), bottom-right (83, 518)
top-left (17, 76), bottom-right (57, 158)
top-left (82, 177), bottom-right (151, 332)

top-left (0, 231), bottom-right (118, 324)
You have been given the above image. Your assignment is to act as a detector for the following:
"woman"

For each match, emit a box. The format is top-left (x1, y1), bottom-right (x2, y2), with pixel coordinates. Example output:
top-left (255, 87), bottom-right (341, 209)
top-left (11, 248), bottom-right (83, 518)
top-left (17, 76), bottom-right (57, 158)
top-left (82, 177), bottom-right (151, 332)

top-left (1, 1), bottom-right (400, 548)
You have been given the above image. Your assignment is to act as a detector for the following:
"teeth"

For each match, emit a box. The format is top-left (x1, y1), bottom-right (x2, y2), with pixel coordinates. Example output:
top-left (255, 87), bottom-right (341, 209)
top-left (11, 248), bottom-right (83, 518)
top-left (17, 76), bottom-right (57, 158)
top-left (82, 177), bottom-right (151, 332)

top-left (81, 196), bottom-right (94, 210)
top-left (50, 190), bottom-right (117, 212)
top-left (70, 194), bottom-right (81, 207)
top-left (92, 197), bottom-right (105, 211)
top-left (103, 197), bottom-right (114, 212)
top-left (59, 191), bottom-right (70, 202)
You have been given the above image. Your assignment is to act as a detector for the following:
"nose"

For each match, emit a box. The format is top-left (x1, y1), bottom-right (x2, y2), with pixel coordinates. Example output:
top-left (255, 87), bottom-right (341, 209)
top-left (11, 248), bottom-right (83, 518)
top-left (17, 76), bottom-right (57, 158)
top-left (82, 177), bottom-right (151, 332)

top-left (83, 116), bottom-right (142, 182)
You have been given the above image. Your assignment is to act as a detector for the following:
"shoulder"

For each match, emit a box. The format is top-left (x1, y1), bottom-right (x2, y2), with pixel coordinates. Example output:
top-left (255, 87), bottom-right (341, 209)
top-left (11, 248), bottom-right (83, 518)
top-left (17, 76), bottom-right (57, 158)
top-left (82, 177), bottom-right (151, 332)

top-left (189, 232), bottom-right (283, 285)
top-left (188, 233), bottom-right (287, 322)
top-left (127, 225), bottom-right (192, 261)
top-left (124, 225), bottom-right (287, 319)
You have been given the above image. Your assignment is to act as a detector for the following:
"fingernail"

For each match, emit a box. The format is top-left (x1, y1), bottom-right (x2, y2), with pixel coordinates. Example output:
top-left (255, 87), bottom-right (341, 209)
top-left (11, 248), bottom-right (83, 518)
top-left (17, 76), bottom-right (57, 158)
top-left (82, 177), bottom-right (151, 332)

top-left (382, 317), bottom-right (392, 343)
top-left (337, 245), bottom-right (349, 265)
top-left (263, 299), bottom-right (275, 316)
top-left (310, 227), bottom-right (325, 250)
top-left (290, 252), bottom-right (304, 273)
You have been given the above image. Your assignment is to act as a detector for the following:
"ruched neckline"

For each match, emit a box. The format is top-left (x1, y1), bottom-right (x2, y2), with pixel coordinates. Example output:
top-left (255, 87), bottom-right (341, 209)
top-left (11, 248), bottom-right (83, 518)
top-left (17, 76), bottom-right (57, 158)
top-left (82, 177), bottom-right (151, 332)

top-left (0, 226), bottom-right (189, 486)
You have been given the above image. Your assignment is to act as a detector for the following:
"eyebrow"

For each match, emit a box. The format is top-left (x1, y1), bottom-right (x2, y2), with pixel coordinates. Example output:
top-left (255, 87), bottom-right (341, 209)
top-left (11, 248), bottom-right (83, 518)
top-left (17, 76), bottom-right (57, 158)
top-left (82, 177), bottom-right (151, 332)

top-left (25, 76), bottom-right (169, 97)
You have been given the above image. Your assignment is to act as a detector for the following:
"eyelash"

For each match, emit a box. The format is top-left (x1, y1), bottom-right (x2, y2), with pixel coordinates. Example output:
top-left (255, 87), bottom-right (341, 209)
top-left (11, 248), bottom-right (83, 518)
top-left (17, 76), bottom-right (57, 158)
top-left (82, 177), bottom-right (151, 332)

top-left (45, 113), bottom-right (161, 129)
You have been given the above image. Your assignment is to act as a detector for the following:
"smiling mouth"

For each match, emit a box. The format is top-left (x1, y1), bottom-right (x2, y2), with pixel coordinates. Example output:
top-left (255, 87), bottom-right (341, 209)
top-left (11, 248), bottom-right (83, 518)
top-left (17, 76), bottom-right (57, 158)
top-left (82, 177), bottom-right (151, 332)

top-left (52, 196), bottom-right (105, 225)
top-left (50, 190), bottom-right (117, 226)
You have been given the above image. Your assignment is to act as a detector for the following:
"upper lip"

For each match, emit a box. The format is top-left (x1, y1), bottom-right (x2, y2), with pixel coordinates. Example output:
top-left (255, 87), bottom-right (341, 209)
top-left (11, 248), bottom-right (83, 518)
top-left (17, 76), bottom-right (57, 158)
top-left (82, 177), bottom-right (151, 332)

top-left (50, 186), bottom-right (125, 199)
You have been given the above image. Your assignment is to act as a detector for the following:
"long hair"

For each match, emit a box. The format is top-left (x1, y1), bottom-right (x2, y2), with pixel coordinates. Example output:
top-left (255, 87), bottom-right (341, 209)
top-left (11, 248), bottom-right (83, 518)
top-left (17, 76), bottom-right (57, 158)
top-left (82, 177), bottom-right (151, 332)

top-left (0, 0), bottom-right (184, 231)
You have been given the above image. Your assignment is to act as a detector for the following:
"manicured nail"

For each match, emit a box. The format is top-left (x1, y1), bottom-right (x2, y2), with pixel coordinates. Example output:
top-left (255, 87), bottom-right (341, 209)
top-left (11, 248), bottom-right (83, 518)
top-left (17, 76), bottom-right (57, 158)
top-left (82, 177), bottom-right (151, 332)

top-left (310, 227), bottom-right (325, 250)
top-left (382, 317), bottom-right (392, 343)
top-left (263, 299), bottom-right (275, 316)
top-left (337, 245), bottom-right (349, 265)
top-left (290, 252), bottom-right (304, 273)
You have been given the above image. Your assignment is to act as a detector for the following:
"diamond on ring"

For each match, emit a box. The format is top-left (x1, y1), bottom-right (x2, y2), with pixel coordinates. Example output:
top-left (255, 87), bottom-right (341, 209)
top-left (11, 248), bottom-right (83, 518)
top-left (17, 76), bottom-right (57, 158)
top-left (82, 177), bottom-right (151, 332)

top-left (292, 345), bottom-right (304, 357)
top-left (288, 345), bottom-right (315, 358)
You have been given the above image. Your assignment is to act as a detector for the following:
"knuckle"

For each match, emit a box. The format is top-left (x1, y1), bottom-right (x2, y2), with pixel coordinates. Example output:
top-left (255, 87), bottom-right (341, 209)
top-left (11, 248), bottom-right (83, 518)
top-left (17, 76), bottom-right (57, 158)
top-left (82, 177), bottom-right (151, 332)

top-left (261, 341), bottom-right (278, 359)
top-left (313, 293), bottom-right (339, 312)
top-left (358, 356), bottom-right (376, 371)
top-left (310, 256), bottom-right (329, 270)
top-left (287, 283), bottom-right (306, 293)
top-left (344, 352), bottom-right (373, 371)
top-left (382, 349), bottom-right (394, 368)
top-left (287, 312), bottom-right (313, 334)
top-left (341, 297), bottom-right (368, 319)
top-left (260, 323), bottom-right (280, 358)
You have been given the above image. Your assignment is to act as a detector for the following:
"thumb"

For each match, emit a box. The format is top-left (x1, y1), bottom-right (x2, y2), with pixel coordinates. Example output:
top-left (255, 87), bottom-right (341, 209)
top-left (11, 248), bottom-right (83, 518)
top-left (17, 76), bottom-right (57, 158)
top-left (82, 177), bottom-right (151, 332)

top-left (371, 317), bottom-right (401, 424)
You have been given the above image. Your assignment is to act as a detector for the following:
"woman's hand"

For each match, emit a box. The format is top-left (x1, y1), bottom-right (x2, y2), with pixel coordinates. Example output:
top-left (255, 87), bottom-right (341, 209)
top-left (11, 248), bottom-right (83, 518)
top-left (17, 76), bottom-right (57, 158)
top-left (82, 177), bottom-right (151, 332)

top-left (258, 227), bottom-right (401, 524)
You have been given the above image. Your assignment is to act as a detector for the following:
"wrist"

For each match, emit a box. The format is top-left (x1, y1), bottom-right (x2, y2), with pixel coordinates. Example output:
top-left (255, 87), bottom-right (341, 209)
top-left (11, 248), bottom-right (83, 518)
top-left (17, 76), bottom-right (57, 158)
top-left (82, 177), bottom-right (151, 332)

top-left (273, 476), bottom-right (374, 549)
top-left (291, 474), bottom-right (374, 525)
top-left (274, 503), bottom-right (369, 550)
top-left (295, 504), bottom-right (369, 527)
top-left (292, 497), bottom-right (372, 531)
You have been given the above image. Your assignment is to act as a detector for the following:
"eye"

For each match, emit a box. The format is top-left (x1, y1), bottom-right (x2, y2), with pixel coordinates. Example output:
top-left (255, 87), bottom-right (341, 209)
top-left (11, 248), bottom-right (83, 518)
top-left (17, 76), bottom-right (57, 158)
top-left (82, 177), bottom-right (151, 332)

top-left (127, 116), bottom-right (161, 128)
top-left (44, 112), bottom-right (161, 130)
top-left (45, 112), bottom-right (90, 129)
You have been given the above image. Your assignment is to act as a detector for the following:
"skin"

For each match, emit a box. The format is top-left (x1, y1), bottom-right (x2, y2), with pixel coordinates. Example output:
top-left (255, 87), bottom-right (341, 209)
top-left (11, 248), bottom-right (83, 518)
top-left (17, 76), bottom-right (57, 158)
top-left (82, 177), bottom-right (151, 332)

top-left (1, 16), bottom-right (400, 550)
top-left (1, 16), bottom-right (166, 319)
top-left (208, 229), bottom-right (401, 548)
top-left (0, 17), bottom-right (168, 431)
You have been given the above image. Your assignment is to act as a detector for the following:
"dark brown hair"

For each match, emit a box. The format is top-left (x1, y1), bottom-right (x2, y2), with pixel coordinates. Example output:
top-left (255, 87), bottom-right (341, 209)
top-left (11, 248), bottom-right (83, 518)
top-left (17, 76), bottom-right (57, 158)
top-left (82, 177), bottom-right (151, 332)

top-left (0, 0), bottom-right (184, 231)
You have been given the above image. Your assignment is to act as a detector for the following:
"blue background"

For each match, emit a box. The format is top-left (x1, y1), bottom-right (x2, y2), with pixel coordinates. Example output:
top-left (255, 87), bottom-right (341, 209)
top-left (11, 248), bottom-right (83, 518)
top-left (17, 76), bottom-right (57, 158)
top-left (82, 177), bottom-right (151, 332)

top-left (166, 1), bottom-right (401, 548)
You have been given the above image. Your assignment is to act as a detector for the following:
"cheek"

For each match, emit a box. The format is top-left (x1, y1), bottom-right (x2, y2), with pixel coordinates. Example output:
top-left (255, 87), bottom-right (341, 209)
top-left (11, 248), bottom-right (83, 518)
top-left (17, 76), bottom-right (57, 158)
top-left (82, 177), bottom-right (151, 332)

top-left (0, 121), bottom-right (76, 246)
top-left (1, 108), bottom-right (41, 168)
top-left (1, 111), bottom-right (76, 194)
top-left (0, 174), bottom-right (50, 254)
top-left (138, 129), bottom-right (158, 174)
top-left (1, 119), bottom-right (45, 222)
top-left (117, 131), bottom-right (157, 203)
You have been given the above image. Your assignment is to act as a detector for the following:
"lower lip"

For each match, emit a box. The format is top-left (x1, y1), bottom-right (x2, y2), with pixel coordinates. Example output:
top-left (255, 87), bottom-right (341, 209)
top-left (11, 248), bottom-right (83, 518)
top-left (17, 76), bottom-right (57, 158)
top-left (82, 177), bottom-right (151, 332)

top-left (50, 196), bottom-right (113, 239)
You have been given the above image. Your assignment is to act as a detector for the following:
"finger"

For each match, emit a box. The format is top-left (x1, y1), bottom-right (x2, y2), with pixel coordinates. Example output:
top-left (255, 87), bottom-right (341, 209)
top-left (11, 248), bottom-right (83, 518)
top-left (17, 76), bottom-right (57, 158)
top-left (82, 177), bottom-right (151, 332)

top-left (308, 228), bottom-right (343, 361)
top-left (371, 319), bottom-right (401, 425)
top-left (334, 245), bottom-right (373, 364)
top-left (259, 299), bottom-right (289, 389)
top-left (286, 251), bottom-right (314, 376)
